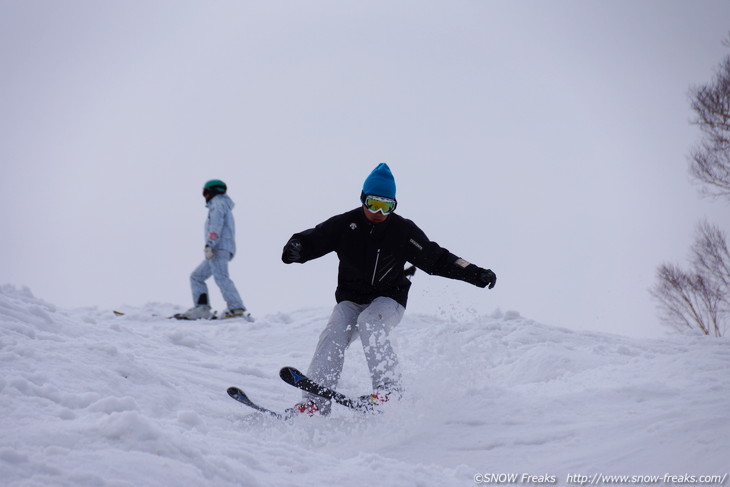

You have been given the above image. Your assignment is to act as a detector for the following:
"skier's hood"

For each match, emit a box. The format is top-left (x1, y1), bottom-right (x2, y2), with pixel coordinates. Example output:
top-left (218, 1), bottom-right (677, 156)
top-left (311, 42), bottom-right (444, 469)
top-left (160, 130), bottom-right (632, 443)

top-left (207, 193), bottom-right (235, 210)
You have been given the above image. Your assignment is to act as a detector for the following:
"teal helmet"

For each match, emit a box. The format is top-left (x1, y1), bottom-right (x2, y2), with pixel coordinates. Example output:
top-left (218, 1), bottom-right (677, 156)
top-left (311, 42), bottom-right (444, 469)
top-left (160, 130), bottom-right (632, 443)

top-left (203, 179), bottom-right (227, 194)
top-left (202, 179), bottom-right (227, 201)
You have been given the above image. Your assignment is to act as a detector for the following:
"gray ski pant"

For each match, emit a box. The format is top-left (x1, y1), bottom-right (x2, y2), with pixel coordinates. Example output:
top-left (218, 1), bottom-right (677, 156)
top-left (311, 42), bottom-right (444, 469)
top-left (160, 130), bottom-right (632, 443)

top-left (304, 297), bottom-right (405, 410)
top-left (190, 250), bottom-right (245, 310)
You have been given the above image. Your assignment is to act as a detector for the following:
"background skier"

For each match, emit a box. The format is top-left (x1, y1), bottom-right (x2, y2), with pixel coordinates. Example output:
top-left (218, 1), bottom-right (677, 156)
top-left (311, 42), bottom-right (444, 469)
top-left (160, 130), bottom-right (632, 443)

top-left (281, 163), bottom-right (496, 415)
top-left (176, 179), bottom-right (253, 321)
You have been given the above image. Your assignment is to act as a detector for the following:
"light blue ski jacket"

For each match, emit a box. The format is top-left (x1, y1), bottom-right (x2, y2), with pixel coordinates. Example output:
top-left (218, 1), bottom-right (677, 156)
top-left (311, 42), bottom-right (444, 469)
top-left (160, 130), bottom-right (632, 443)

top-left (205, 194), bottom-right (236, 257)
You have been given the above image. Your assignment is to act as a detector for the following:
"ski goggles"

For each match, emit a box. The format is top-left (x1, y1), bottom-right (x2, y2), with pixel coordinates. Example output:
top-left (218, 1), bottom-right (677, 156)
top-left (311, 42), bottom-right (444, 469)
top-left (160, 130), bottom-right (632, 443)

top-left (364, 195), bottom-right (397, 214)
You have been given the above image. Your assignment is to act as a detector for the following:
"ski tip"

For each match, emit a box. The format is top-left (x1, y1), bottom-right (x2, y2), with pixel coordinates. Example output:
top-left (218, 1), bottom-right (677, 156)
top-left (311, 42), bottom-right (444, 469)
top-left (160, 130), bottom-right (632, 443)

top-left (227, 386), bottom-right (242, 398)
top-left (279, 366), bottom-right (307, 385)
top-left (280, 366), bottom-right (303, 374)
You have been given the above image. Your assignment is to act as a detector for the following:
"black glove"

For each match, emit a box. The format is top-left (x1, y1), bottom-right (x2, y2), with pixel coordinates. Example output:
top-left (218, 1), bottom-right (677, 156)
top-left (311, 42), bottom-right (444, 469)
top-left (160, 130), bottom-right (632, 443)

top-left (476, 268), bottom-right (497, 289)
top-left (282, 239), bottom-right (303, 264)
top-left (404, 265), bottom-right (417, 278)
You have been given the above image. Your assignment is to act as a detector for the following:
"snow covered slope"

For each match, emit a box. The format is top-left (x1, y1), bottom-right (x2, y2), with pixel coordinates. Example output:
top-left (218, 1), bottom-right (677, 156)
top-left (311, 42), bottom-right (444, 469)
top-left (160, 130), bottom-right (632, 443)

top-left (1, 284), bottom-right (728, 486)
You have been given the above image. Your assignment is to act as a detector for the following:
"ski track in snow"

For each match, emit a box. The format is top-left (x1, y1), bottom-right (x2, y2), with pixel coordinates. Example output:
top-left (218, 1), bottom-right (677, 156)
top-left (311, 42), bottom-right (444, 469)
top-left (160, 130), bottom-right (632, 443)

top-left (0, 284), bottom-right (728, 486)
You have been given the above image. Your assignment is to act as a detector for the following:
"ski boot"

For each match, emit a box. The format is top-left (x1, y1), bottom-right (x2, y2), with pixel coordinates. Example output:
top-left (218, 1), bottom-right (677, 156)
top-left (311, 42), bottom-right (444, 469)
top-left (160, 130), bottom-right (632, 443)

top-left (217, 308), bottom-right (254, 322)
top-left (284, 399), bottom-right (322, 418)
top-left (173, 305), bottom-right (213, 320)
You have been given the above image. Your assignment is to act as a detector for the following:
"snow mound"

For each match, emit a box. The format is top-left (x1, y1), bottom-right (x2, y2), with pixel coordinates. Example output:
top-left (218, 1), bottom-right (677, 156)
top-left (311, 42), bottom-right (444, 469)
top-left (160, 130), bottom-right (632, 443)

top-left (1, 285), bottom-right (728, 486)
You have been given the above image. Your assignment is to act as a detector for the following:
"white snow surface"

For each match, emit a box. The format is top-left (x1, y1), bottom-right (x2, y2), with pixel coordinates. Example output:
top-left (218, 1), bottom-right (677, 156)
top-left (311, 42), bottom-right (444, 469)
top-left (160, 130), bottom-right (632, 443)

top-left (1, 284), bottom-right (728, 487)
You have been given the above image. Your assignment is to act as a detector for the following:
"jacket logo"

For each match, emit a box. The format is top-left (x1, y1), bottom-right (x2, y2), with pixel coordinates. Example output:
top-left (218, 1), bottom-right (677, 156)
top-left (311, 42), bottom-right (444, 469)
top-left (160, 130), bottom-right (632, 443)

top-left (455, 258), bottom-right (471, 268)
top-left (350, 223), bottom-right (357, 230)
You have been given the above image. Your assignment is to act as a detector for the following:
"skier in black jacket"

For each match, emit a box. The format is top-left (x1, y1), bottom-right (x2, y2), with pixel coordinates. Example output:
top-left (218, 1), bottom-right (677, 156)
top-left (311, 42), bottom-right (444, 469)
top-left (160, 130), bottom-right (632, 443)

top-left (281, 163), bottom-right (496, 416)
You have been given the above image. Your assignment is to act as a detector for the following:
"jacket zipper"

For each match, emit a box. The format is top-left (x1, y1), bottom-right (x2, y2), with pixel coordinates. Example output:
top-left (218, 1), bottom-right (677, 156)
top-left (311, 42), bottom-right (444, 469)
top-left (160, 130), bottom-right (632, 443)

top-left (371, 248), bottom-right (381, 286)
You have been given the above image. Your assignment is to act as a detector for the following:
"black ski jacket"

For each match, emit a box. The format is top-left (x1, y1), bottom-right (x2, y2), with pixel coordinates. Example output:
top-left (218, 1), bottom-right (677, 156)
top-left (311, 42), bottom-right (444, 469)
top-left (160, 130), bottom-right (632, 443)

top-left (283, 207), bottom-right (489, 308)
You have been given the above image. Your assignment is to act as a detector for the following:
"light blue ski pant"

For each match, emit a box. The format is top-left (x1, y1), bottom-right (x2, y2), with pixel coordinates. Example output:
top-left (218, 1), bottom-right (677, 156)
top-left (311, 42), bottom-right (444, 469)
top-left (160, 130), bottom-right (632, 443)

top-left (304, 297), bottom-right (405, 411)
top-left (190, 250), bottom-right (245, 310)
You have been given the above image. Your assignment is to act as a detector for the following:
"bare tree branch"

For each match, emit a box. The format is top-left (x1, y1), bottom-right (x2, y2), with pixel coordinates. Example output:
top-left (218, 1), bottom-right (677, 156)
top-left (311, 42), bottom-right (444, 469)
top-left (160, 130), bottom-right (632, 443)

top-left (652, 223), bottom-right (729, 337)
top-left (652, 264), bottom-right (708, 335)
top-left (689, 42), bottom-right (730, 199)
top-left (692, 220), bottom-right (730, 292)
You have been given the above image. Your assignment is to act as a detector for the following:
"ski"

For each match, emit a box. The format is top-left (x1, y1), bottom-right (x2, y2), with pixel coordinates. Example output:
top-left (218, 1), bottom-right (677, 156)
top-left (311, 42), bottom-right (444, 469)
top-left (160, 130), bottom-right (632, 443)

top-left (212, 311), bottom-right (255, 322)
top-left (226, 387), bottom-right (284, 420)
top-left (279, 366), bottom-right (374, 412)
top-left (170, 312), bottom-right (254, 322)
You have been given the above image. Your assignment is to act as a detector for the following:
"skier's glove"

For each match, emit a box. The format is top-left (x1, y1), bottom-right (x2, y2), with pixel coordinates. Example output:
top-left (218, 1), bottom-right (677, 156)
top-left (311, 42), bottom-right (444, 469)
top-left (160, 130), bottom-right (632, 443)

top-left (463, 264), bottom-right (496, 289)
top-left (282, 239), bottom-right (303, 263)
top-left (476, 268), bottom-right (497, 289)
top-left (204, 245), bottom-right (215, 260)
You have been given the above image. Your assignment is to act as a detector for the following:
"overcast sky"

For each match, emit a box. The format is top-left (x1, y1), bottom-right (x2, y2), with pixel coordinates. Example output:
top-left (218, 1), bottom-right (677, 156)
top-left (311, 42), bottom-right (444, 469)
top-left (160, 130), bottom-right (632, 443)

top-left (2, 1), bottom-right (729, 338)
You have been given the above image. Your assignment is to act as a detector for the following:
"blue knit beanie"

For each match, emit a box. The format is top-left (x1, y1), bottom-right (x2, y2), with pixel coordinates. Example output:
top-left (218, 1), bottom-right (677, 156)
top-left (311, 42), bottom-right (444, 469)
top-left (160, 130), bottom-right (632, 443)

top-left (362, 163), bottom-right (396, 199)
